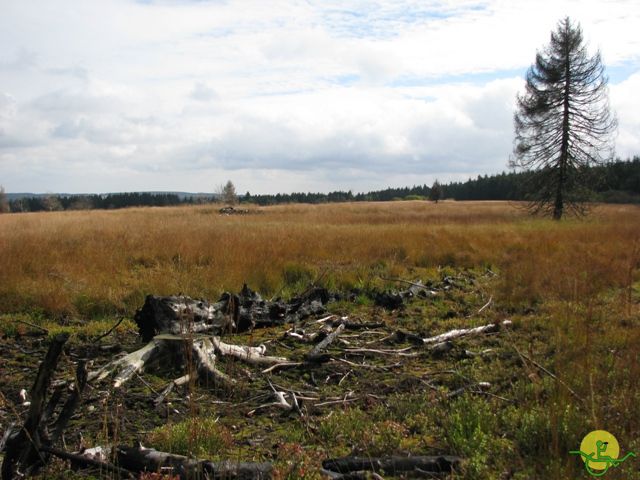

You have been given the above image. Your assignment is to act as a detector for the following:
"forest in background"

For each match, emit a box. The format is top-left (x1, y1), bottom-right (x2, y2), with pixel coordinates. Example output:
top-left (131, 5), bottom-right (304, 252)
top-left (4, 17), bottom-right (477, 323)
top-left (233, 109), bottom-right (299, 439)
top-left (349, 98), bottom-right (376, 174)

top-left (5, 156), bottom-right (640, 213)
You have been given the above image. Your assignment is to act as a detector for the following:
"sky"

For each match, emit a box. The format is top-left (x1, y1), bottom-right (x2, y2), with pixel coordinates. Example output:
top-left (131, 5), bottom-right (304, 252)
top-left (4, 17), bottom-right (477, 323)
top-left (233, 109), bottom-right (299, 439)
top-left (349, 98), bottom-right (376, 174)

top-left (1, 0), bottom-right (639, 195)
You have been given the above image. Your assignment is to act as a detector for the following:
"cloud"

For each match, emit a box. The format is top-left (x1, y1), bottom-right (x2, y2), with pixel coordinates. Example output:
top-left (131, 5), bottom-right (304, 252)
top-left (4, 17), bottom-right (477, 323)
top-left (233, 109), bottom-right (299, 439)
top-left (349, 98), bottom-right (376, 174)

top-left (189, 82), bottom-right (218, 102)
top-left (611, 72), bottom-right (640, 157)
top-left (0, 48), bottom-right (38, 72)
top-left (0, 0), bottom-right (638, 193)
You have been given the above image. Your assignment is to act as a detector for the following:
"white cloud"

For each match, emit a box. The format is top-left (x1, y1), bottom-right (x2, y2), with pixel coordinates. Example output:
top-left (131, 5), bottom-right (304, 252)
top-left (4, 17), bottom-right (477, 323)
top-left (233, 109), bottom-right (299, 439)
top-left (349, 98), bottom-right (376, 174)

top-left (0, 0), bottom-right (638, 193)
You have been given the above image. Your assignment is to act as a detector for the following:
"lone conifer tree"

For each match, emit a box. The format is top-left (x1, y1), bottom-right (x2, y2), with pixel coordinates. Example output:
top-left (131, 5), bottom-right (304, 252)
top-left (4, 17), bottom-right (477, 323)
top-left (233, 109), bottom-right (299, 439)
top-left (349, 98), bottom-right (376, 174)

top-left (218, 180), bottom-right (238, 205)
top-left (0, 186), bottom-right (9, 213)
top-left (511, 17), bottom-right (616, 219)
top-left (429, 180), bottom-right (442, 203)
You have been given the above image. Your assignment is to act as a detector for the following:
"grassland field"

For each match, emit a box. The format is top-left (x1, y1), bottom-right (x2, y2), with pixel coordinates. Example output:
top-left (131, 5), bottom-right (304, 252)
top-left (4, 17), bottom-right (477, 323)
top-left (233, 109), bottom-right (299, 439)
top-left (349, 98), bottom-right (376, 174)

top-left (0, 200), bottom-right (639, 479)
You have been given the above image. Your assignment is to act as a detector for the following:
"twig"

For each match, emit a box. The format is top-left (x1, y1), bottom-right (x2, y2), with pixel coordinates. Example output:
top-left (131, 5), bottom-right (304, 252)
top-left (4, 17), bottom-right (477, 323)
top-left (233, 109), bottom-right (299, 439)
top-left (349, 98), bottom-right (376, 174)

top-left (261, 362), bottom-right (303, 374)
top-left (477, 296), bottom-right (493, 314)
top-left (314, 315), bottom-right (338, 324)
top-left (466, 296), bottom-right (493, 317)
top-left (505, 334), bottom-right (585, 404)
top-left (11, 319), bottom-right (49, 335)
top-left (306, 323), bottom-right (346, 362)
top-left (336, 358), bottom-right (402, 370)
top-left (314, 393), bottom-right (359, 407)
top-left (338, 370), bottom-right (352, 386)
top-left (379, 276), bottom-right (432, 290)
top-left (135, 372), bottom-right (160, 396)
top-left (92, 317), bottom-right (126, 343)
top-left (344, 347), bottom-right (419, 357)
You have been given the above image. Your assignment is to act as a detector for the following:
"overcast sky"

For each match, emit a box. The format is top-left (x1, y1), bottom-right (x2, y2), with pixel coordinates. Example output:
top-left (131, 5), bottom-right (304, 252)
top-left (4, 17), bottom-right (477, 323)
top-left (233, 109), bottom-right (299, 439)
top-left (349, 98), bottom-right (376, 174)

top-left (1, 0), bottom-right (639, 194)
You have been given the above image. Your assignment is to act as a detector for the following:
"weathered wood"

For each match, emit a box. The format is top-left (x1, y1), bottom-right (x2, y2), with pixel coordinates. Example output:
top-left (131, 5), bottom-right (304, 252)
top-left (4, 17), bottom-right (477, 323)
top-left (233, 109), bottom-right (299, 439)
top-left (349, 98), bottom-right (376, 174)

top-left (51, 360), bottom-right (88, 443)
top-left (322, 455), bottom-right (461, 476)
top-left (306, 323), bottom-right (346, 363)
top-left (1, 333), bottom-right (69, 480)
top-left (155, 374), bottom-right (192, 406)
top-left (210, 336), bottom-right (287, 366)
top-left (88, 332), bottom-right (289, 391)
top-left (135, 295), bottom-right (231, 342)
top-left (422, 320), bottom-right (512, 345)
top-left (116, 444), bottom-right (272, 479)
top-left (88, 338), bottom-right (164, 388)
top-left (134, 286), bottom-right (333, 342)
top-left (192, 338), bottom-right (236, 387)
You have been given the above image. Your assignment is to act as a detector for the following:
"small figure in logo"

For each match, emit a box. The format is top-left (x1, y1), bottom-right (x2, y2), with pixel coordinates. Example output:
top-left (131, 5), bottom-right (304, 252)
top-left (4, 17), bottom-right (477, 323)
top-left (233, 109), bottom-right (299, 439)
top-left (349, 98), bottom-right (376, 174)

top-left (571, 431), bottom-right (636, 477)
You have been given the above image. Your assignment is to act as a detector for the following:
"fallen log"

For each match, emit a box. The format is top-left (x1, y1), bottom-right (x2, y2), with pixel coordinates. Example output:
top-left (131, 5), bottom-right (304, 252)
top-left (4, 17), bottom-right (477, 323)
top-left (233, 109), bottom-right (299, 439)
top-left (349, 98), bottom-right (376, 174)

top-left (116, 444), bottom-right (272, 479)
top-left (322, 455), bottom-right (461, 476)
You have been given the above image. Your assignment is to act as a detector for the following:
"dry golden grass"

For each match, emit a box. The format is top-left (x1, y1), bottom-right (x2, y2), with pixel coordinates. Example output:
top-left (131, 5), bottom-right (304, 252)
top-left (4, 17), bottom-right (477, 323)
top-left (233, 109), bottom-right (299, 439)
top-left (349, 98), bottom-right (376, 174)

top-left (0, 200), bottom-right (638, 318)
top-left (1, 200), bottom-right (639, 478)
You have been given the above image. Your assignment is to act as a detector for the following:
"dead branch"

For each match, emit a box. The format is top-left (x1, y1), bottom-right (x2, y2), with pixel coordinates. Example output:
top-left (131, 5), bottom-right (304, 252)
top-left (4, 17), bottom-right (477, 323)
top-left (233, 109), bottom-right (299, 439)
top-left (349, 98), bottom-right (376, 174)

top-left (155, 374), bottom-right (192, 406)
top-left (51, 361), bottom-right (88, 444)
top-left (1, 333), bottom-right (68, 480)
top-left (88, 338), bottom-right (164, 388)
top-left (335, 358), bottom-right (402, 371)
top-left (191, 339), bottom-right (236, 387)
top-left (210, 336), bottom-right (287, 366)
top-left (477, 296), bottom-right (493, 314)
top-left (92, 316), bottom-right (126, 343)
top-left (116, 444), bottom-right (272, 479)
top-left (322, 455), bottom-right (461, 476)
top-left (422, 320), bottom-right (512, 345)
top-left (261, 362), bottom-right (303, 374)
top-left (40, 445), bottom-right (134, 479)
top-left (512, 343), bottom-right (584, 403)
top-left (9, 319), bottom-right (49, 335)
top-left (344, 347), bottom-right (419, 357)
top-left (306, 323), bottom-right (346, 363)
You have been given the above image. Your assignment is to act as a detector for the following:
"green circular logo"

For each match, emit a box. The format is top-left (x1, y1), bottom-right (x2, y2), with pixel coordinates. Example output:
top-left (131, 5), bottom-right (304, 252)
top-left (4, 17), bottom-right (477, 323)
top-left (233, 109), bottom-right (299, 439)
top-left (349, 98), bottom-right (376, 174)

top-left (570, 430), bottom-right (636, 477)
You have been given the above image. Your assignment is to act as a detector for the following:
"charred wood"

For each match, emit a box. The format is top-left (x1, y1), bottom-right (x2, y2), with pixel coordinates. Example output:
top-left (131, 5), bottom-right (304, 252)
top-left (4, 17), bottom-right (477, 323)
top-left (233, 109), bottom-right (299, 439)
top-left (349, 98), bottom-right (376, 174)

top-left (1, 333), bottom-right (69, 480)
top-left (116, 444), bottom-right (272, 479)
top-left (322, 455), bottom-right (461, 476)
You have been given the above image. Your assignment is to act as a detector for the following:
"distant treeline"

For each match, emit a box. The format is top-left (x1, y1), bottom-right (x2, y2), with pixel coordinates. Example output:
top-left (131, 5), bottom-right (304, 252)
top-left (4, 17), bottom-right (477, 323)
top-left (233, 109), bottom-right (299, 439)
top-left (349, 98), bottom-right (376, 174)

top-left (245, 156), bottom-right (640, 205)
top-left (8, 192), bottom-right (206, 213)
top-left (6, 157), bottom-right (640, 212)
